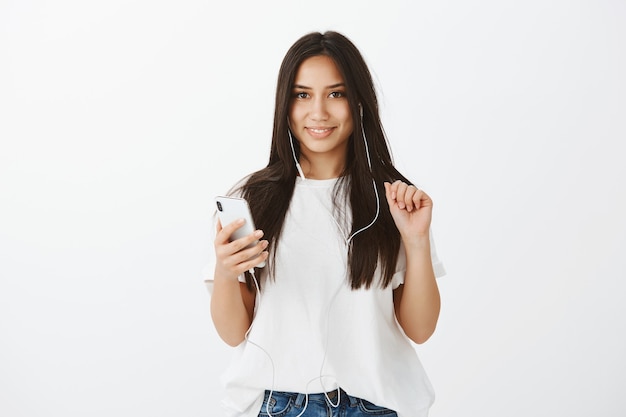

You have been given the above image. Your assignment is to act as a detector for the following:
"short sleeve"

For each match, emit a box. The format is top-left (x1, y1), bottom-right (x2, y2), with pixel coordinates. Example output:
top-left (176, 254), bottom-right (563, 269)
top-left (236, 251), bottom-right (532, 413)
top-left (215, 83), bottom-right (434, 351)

top-left (391, 228), bottom-right (446, 289)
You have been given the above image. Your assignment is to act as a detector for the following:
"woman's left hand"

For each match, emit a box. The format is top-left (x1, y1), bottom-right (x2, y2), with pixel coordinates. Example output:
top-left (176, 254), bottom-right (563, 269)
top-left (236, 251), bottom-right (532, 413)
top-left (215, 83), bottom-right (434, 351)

top-left (384, 180), bottom-right (432, 242)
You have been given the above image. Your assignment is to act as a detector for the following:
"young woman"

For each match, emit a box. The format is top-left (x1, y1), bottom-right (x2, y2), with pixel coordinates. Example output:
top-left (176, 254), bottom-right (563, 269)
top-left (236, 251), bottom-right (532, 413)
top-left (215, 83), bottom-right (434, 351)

top-left (208, 31), bottom-right (445, 417)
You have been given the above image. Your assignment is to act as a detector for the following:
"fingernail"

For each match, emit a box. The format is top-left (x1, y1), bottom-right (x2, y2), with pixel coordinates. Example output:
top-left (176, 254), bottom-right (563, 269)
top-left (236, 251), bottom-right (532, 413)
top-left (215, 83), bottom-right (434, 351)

top-left (254, 230), bottom-right (263, 237)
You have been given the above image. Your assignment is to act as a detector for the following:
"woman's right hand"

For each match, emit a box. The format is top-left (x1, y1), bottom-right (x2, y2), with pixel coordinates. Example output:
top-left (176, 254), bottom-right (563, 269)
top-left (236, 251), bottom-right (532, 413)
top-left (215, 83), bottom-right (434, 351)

top-left (213, 218), bottom-right (269, 281)
top-left (211, 219), bottom-right (266, 346)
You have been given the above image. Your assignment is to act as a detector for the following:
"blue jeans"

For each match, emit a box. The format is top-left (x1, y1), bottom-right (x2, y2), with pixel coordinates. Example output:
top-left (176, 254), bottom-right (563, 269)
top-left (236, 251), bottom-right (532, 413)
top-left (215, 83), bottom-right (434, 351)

top-left (258, 388), bottom-right (398, 417)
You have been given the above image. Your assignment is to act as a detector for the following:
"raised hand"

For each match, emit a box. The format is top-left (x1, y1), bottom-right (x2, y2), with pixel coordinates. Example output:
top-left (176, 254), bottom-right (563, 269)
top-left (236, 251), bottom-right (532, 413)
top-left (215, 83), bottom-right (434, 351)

top-left (384, 180), bottom-right (432, 243)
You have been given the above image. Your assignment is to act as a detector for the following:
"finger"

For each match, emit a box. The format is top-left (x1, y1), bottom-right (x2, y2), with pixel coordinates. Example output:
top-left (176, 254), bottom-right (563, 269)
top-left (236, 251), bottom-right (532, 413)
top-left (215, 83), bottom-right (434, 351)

top-left (404, 185), bottom-right (418, 212)
top-left (217, 243), bottom-right (270, 277)
top-left (215, 218), bottom-right (246, 244)
top-left (230, 239), bottom-right (269, 266)
top-left (415, 189), bottom-right (433, 209)
top-left (223, 240), bottom-right (269, 276)
top-left (394, 181), bottom-right (409, 210)
top-left (390, 180), bottom-right (404, 200)
top-left (386, 180), bottom-right (403, 201)
top-left (237, 249), bottom-right (270, 272)
top-left (226, 229), bottom-right (265, 255)
top-left (384, 182), bottom-right (395, 207)
top-left (385, 181), bottom-right (403, 210)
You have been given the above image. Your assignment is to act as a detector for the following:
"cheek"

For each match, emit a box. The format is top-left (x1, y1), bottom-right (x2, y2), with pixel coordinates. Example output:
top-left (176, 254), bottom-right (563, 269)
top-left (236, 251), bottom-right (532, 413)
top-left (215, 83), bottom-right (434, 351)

top-left (339, 107), bottom-right (354, 131)
top-left (289, 103), bottom-right (305, 123)
top-left (335, 103), bottom-right (353, 124)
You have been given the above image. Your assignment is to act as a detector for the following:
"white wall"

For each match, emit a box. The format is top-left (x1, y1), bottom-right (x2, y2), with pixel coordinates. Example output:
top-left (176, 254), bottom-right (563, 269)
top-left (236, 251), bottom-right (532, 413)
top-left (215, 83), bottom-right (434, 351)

top-left (1, 1), bottom-right (624, 416)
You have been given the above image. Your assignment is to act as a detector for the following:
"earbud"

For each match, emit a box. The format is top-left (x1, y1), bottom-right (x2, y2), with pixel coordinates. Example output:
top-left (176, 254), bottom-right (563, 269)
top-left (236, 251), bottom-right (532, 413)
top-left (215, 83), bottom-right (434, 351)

top-left (358, 103), bottom-right (363, 118)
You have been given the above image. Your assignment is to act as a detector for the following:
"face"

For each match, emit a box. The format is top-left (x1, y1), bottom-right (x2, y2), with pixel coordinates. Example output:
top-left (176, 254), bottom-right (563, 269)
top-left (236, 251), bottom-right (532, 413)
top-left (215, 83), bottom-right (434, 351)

top-left (289, 55), bottom-right (354, 171)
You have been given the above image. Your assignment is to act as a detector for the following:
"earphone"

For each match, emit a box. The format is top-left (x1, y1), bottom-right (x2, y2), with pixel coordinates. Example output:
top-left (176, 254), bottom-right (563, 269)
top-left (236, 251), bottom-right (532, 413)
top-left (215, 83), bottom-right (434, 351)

top-left (347, 103), bottom-right (380, 244)
top-left (250, 104), bottom-right (381, 415)
top-left (247, 268), bottom-right (342, 417)
top-left (288, 128), bottom-right (307, 180)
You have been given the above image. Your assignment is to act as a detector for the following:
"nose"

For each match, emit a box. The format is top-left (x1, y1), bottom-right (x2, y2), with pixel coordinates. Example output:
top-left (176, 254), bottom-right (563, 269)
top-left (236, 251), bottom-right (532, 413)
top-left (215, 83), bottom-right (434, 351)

top-left (310, 97), bottom-right (329, 121)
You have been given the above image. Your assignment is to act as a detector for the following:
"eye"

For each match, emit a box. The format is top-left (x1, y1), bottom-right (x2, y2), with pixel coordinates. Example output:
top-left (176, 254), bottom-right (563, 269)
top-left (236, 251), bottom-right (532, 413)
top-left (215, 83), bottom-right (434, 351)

top-left (294, 92), bottom-right (309, 99)
top-left (329, 91), bottom-right (345, 98)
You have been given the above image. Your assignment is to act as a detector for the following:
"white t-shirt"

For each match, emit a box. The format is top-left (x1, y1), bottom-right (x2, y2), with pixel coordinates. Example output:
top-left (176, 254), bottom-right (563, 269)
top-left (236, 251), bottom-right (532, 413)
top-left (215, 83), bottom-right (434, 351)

top-left (205, 177), bottom-right (445, 417)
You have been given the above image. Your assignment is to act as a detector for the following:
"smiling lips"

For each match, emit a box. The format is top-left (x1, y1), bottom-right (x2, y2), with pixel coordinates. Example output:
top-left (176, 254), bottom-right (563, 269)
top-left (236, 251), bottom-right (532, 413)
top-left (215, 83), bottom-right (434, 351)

top-left (306, 127), bottom-right (335, 138)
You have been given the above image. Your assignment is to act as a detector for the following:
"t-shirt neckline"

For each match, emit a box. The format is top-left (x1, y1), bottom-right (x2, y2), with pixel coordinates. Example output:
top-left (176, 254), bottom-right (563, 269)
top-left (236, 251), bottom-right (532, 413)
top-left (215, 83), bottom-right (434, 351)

top-left (296, 176), bottom-right (339, 187)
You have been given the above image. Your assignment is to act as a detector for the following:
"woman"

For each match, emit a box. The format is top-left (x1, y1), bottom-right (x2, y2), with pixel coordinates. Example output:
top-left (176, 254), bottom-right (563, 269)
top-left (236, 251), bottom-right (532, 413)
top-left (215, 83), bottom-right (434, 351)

top-left (208, 31), bottom-right (445, 417)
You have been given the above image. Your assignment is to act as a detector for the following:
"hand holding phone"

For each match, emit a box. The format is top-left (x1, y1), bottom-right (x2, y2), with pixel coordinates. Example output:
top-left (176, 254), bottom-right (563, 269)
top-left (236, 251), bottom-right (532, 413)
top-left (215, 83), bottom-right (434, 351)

top-left (215, 196), bottom-right (266, 268)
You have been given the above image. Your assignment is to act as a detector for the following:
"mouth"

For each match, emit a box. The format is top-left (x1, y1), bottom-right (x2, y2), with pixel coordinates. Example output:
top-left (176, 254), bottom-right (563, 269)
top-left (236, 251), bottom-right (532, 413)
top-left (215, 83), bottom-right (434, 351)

top-left (306, 127), bottom-right (335, 138)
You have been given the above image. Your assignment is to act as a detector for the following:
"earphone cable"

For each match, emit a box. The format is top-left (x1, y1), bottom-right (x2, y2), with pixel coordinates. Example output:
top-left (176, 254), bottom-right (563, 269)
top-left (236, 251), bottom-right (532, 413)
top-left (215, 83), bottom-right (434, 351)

top-left (247, 269), bottom-right (278, 417)
top-left (346, 113), bottom-right (380, 244)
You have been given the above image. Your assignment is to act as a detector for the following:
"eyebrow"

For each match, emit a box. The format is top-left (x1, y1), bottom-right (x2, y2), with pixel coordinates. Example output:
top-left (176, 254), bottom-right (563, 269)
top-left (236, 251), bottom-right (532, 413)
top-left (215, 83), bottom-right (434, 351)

top-left (292, 83), bottom-right (346, 90)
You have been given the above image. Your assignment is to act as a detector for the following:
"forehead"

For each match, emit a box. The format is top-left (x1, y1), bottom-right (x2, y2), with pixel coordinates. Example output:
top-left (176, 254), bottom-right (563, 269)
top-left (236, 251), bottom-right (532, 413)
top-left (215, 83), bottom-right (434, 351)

top-left (293, 55), bottom-right (344, 86)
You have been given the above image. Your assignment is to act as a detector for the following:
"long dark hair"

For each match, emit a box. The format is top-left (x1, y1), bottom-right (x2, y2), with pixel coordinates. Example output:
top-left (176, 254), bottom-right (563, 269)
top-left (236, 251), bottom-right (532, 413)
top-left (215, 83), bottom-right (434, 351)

top-left (238, 31), bottom-right (412, 290)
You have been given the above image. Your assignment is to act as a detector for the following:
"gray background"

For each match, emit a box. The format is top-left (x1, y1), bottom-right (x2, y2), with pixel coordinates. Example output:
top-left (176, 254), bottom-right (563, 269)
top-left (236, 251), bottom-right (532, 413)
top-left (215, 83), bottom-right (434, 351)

top-left (1, 0), bottom-right (625, 416)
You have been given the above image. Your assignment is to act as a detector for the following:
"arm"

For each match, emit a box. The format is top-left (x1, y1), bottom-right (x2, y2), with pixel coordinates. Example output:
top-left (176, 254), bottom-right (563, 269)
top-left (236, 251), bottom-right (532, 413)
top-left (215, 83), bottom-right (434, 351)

top-left (210, 219), bottom-right (269, 346)
top-left (385, 181), bottom-right (441, 344)
top-left (393, 236), bottom-right (440, 344)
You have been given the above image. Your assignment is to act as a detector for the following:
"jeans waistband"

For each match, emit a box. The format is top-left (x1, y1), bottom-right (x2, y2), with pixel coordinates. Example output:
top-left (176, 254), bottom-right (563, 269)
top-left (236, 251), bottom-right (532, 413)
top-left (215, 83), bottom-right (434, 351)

top-left (293, 388), bottom-right (357, 407)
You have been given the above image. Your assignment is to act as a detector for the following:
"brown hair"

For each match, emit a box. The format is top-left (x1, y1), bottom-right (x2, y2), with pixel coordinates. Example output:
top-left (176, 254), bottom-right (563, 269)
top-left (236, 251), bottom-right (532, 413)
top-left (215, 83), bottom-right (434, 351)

top-left (238, 31), bottom-right (412, 290)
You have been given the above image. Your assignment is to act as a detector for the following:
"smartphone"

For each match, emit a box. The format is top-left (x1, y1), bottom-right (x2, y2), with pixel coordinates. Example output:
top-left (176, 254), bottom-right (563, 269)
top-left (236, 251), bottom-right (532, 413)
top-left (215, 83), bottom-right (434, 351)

top-left (215, 196), bottom-right (266, 268)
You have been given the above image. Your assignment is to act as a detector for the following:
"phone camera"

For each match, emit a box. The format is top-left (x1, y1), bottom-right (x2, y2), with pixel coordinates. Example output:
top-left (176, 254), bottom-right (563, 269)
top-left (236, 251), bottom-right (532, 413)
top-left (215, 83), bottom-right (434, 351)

top-left (216, 201), bottom-right (223, 211)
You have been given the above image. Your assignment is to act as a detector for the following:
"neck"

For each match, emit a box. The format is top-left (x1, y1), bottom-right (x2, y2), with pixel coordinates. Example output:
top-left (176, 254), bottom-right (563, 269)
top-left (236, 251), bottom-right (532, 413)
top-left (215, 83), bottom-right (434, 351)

top-left (299, 154), bottom-right (345, 180)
